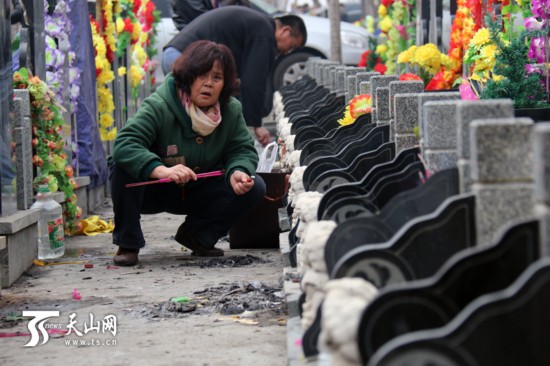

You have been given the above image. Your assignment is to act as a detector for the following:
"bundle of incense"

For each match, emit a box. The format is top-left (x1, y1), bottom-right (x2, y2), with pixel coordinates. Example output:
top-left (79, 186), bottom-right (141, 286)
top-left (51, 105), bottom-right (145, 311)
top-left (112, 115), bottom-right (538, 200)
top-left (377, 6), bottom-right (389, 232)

top-left (125, 170), bottom-right (223, 188)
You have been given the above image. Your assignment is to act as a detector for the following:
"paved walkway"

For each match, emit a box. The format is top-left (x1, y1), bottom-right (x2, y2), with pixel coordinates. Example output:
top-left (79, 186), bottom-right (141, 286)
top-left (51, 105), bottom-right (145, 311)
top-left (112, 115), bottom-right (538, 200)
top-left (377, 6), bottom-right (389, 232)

top-left (0, 200), bottom-right (288, 366)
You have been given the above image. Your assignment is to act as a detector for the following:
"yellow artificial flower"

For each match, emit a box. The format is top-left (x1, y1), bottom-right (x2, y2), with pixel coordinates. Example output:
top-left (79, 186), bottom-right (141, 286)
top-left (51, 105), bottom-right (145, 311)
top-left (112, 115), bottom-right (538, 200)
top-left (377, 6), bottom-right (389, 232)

top-left (97, 68), bottom-right (115, 85)
top-left (397, 45), bottom-right (416, 63)
top-left (338, 106), bottom-right (355, 126)
top-left (100, 127), bottom-right (117, 141)
top-left (116, 18), bottom-right (125, 34)
top-left (440, 54), bottom-right (458, 71)
top-left (413, 43), bottom-right (442, 74)
top-left (379, 16), bottom-right (393, 33)
top-left (131, 21), bottom-right (141, 41)
top-left (376, 44), bottom-right (388, 55)
top-left (470, 28), bottom-right (490, 48)
top-left (133, 45), bottom-right (148, 67)
top-left (118, 67), bottom-right (127, 76)
top-left (378, 4), bottom-right (387, 18)
top-left (130, 65), bottom-right (144, 88)
top-left (99, 113), bottom-right (114, 128)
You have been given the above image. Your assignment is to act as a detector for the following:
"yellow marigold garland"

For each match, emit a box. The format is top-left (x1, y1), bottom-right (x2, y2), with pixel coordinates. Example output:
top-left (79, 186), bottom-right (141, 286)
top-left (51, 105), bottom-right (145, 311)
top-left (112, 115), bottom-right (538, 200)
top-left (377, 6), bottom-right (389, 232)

top-left (90, 17), bottom-right (117, 141)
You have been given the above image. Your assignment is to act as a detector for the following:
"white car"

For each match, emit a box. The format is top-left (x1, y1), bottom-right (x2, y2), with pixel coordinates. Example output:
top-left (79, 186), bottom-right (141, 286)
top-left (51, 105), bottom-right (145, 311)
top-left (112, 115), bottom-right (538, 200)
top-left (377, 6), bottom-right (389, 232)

top-left (150, 0), bottom-right (371, 90)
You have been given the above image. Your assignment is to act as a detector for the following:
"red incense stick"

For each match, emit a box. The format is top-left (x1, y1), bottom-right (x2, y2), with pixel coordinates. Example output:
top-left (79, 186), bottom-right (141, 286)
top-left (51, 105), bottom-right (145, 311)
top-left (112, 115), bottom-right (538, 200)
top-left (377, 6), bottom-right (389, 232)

top-left (125, 170), bottom-right (223, 188)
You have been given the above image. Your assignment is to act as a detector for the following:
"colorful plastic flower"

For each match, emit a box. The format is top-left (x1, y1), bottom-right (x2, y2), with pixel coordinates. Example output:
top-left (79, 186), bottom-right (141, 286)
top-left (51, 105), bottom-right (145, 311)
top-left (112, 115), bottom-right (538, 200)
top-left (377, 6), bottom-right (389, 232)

top-left (349, 94), bottom-right (372, 119)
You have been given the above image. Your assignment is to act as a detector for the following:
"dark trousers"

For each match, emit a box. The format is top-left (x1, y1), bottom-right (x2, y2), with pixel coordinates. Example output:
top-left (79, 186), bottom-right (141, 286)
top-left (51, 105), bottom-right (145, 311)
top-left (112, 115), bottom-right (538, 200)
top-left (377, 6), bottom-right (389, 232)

top-left (109, 162), bottom-right (266, 249)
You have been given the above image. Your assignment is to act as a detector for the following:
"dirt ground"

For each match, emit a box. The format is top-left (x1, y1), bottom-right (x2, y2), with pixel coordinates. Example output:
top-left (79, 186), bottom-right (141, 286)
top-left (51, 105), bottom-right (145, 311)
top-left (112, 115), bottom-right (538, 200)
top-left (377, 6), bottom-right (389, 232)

top-left (0, 200), bottom-right (288, 366)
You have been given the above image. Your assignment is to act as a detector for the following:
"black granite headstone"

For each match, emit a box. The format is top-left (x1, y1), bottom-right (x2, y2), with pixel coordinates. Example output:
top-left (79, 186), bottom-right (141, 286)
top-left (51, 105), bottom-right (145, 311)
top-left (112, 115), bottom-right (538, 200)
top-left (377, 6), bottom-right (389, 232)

top-left (323, 168), bottom-right (459, 276)
top-left (302, 124), bottom-right (390, 189)
top-left (322, 160), bottom-right (425, 223)
top-left (331, 193), bottom-right (476, 281)
top-left (359, 219), bottom-right (540, 365)
top-left (316, 147), bottom-right (421, 219)
top-left (310, 141), bottom-right (396, 193)
top-left (368, 256), bottom-right (550, 366)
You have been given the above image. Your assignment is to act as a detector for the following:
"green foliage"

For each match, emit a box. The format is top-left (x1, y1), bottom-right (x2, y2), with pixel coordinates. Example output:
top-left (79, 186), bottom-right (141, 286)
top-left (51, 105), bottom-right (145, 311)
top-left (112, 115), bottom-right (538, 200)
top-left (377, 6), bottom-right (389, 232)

top-left (480, 17), bottom-right (549, 109)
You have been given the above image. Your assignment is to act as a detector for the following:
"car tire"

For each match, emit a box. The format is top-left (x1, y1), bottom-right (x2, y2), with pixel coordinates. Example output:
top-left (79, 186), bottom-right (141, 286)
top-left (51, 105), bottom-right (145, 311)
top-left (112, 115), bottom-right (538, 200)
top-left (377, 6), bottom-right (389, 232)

top-left (273, 51), bottom-right (323, 90)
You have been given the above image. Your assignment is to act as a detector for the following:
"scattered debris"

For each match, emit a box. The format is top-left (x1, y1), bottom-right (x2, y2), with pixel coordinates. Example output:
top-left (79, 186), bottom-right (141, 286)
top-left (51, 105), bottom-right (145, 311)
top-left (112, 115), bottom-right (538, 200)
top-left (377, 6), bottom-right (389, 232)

top-left (178, 255), bottom-right (270, 268)
top-left (126, 281), bottom-right (286, 324)
top-left (171, 296), bottom-right (190, 303)
top-left (0, 312), bottom-right (32, 328)
top-left (33, 259), bottom-right (90, 266)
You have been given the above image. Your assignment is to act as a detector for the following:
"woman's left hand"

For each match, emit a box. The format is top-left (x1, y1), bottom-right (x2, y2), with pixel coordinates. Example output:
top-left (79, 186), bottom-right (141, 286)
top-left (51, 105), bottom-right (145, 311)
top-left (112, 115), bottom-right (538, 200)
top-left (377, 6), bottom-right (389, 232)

top-left (230, 170), bottom-right (254, 195)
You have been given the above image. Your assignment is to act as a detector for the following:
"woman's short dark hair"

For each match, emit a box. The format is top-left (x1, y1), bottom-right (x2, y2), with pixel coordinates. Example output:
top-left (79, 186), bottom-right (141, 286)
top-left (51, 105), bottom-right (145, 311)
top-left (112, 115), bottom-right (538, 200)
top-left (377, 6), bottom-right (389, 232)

top-left (172, 40), bottom-right (239, 105)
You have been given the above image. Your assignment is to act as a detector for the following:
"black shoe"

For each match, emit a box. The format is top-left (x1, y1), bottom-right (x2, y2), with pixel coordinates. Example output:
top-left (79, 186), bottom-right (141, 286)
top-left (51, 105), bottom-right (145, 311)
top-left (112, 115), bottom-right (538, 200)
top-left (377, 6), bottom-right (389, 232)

top-left (113, 247), bottom-right (139, 266)
top-left (175, 224), bottom-right (224, 257)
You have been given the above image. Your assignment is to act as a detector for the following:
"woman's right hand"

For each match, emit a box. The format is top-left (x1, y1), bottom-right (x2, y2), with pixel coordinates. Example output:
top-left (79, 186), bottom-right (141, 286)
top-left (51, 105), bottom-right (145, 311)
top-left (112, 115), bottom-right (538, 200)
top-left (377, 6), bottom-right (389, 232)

top-left (150, 165), bottom-right (197, 185)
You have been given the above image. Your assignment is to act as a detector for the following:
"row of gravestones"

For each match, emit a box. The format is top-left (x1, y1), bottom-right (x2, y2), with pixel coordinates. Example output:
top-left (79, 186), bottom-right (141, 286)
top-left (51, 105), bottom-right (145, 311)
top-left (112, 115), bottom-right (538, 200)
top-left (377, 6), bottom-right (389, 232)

top-left (273, 57), bottom-right (550, 365)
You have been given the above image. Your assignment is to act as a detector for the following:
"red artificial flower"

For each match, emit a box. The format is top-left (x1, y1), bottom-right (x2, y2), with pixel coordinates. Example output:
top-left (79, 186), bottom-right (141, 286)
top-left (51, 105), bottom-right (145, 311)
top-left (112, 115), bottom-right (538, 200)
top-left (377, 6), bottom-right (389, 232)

top-left (123, 18), bottom-right (134, 33)
top-left (358, 50), bottom-right (372, 67)
top-left (381, 0), bottom-right (394, 7)
top-left (374, 63), bottom-right (387, 75)
top-left (425, 70), bottom-right (446, 90)
top-left (133, 0), bottom-right (142, 15)
top-left (399, 73), bottom-right (422, 81)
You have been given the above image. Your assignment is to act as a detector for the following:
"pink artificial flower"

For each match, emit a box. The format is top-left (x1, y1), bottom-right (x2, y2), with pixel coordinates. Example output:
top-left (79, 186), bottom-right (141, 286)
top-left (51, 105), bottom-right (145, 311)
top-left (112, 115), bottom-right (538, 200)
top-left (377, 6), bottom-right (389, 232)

top-left (524, 16), bottom-right (543, 30)
top-left (459, 80), bottom-right (479, 101)
top-left (396, 25), bottom-right (407, 38)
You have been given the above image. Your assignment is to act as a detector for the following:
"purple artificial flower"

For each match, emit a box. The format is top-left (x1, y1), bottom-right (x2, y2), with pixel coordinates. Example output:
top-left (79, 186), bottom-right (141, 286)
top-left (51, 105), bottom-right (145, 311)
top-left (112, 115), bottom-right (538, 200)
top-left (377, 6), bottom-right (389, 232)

top-left (531, 0), bottom-right (550, 19)
top-left (525, 64), bottom-right (542, 75)
top-left (529, 37), bottom-right (546, 63)
top-left (524, 16), bottom-right (544, 30)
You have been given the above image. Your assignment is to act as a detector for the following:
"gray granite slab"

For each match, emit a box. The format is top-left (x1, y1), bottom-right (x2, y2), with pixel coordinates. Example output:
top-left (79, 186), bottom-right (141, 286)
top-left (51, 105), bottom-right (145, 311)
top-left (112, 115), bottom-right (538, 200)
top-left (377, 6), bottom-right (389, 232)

top-left (470, 118), bottom-right (534, 183)
top-left (422, 100), bottom-right (460, 150)
top-left (376, 87), bottom-right (391, 121)
top-left (359, 81), bottom-right (370, 95)
top-left (395, 133), bottom-right (418, 153)
top-left (13, 90), bottom-right (30, 119)
top-left (535, 203), bottom-right (550, 257)
top-left (355, 72), bottom-right (379, 94)
top-left (370, 75), bottom-right (399, 107)
top-left (423, 149), bottom-right (458, 174)
top-left (389, 80), bottom-right (424, 119)
top-left (418, 92), bottom-right (461, 141)
top-left (472, 182), bottom-right (534, 245)
top-left (336, 68), bottom-right (346, 95)
top-left (534, 123), bottom-right (550, 204)
top-left (458, 159), bottom-right (472, 194)
top-left (347, 75), bottom-right (357, 103)
top-left (456, 99), bottom-right (515, 159)
top-left (394, 93), bottom-right (421, 133)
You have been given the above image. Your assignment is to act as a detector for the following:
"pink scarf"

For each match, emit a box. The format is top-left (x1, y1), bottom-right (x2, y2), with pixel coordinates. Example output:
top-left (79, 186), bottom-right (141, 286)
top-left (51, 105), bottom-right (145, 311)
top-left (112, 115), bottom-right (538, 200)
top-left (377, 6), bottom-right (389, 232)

top-left (180, 92), bottom-right (222, 136)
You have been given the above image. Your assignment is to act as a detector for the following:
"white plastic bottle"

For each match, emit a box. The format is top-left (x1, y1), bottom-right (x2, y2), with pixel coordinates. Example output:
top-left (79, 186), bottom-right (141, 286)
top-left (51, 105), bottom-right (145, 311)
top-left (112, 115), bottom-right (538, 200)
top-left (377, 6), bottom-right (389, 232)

top-left (30, 185), bottom-right (65, 259)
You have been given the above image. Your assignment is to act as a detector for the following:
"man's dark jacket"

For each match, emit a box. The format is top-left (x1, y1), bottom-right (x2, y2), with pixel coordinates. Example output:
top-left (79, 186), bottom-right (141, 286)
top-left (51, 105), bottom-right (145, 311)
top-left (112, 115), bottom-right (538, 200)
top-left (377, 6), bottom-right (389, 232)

top-left (170, 0), bottom-right (213, 31)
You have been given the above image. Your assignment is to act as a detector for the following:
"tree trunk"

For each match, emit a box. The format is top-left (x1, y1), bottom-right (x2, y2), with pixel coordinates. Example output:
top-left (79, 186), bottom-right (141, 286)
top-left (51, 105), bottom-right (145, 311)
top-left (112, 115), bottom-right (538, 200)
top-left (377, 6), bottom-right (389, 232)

top-left (361, 0), bottom-right (376, 17)
top-left (328, 0), bottom-right (341, 63)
